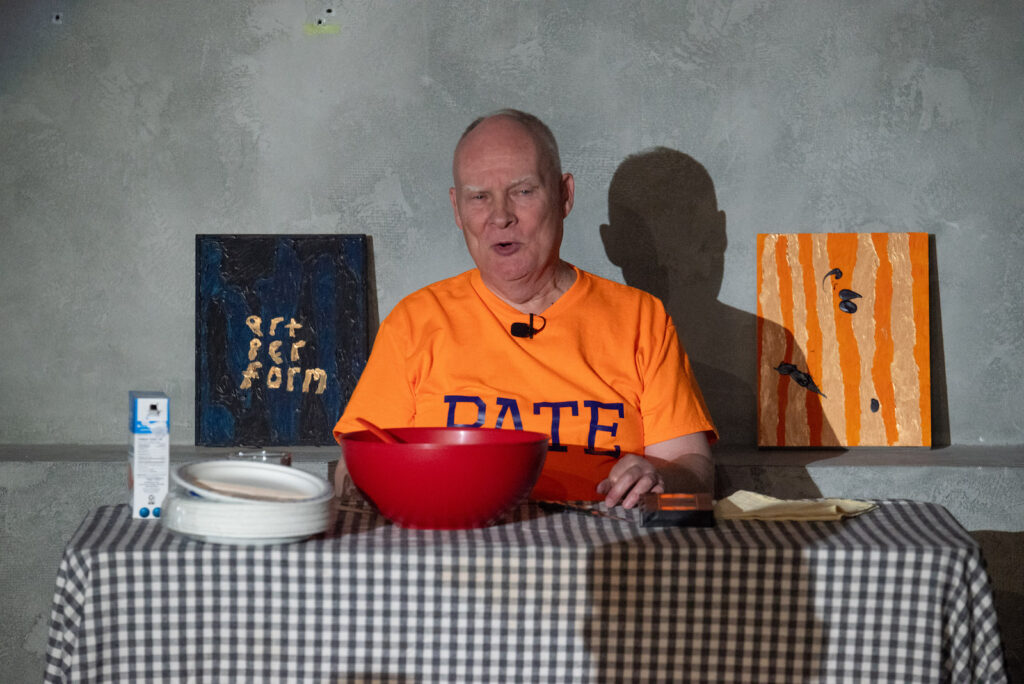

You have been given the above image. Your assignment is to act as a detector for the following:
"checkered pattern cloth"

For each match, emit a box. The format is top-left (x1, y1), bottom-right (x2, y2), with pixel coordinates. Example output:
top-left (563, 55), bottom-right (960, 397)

top-left (45, 499), bottom-right (1006, 683)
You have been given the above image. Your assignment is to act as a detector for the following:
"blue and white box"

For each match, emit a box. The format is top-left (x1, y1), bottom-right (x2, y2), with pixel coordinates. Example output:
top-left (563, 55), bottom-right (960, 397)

top-left (129, 391), bottom-right (169, 519)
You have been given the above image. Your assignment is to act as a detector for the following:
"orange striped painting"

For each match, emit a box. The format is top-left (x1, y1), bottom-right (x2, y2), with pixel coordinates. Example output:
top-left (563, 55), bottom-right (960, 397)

top-left (757, 233), bottom-right (930, 447)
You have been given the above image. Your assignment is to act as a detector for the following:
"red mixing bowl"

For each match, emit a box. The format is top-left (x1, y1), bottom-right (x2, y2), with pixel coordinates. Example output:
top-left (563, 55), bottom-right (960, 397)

top-left (340, 427), bottom-right (549, 529)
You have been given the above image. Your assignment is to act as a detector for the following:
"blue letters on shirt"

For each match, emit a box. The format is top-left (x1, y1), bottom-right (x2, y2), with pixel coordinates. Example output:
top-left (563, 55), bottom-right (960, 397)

top-left (533, 401), bottom-right (578, 452)
top-left (444, 395), bottom-right (486, 428)
top-left (443, 395), bottom-right (624, 456)
top-left (583, 400), bottom-right (623, 456)
top-left (495, 397), bottom-right (524, 430)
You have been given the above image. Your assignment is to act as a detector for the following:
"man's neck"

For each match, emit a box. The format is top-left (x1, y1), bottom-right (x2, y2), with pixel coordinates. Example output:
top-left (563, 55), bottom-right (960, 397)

top-left (483, 261), bottom-right (577, 314)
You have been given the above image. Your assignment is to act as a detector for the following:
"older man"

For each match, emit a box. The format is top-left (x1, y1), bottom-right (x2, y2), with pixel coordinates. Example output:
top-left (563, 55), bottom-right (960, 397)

top-left (334, 109), bottom-right (715, 508)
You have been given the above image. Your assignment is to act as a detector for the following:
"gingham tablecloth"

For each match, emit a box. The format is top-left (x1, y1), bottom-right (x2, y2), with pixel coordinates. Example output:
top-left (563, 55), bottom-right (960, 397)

top-left (45, 499), bottom-right (1006, 683)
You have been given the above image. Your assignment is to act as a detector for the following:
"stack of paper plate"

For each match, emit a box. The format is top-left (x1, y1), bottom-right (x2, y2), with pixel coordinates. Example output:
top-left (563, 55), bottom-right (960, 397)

top-left (161, 461), bottom-right (334, 545)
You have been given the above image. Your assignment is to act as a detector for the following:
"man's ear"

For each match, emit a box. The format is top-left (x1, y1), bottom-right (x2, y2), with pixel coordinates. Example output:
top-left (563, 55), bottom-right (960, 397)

top-left (561, 173), bottom-right (575, 218)
top-left (449, 187), bottom-right (464, 231)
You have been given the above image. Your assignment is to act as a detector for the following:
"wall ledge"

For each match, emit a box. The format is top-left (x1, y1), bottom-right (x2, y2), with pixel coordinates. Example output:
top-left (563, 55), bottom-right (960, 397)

top-left (0, 444), bottom-right (339, 464)
top-left (1, 443), bottom-right (1020, 467)
top-left (714, 444), bottom-right (1024, 468)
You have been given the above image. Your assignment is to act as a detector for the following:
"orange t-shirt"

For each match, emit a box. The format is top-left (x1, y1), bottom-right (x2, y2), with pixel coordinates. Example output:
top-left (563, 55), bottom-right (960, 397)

top-left (334, 265), bottom-right (716, 500)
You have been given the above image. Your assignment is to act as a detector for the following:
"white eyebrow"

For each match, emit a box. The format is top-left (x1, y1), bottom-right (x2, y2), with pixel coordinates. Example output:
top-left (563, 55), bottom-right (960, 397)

top-left (507, 176), bottom-right (537, 187)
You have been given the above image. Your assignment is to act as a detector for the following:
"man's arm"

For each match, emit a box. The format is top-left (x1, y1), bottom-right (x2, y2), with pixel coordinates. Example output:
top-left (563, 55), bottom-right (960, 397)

top-left (596, 431), bottom-right (714, 509)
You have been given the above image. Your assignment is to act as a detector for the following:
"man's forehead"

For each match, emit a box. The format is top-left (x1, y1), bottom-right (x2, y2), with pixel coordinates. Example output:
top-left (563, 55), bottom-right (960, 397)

top-left (457, 175), bottom-right (538, 192)
top-left (454, 144), bottom-right (554, 193)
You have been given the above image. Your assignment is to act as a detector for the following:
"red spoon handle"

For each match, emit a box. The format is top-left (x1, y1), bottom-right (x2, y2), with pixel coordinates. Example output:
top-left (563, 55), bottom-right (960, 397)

top-left (356, 417), bottom-right (402, 444)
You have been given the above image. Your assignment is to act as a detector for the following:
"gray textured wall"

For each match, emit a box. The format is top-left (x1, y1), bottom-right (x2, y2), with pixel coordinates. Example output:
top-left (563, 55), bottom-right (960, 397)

top-left (2, 0), bottom-right (1022, 446)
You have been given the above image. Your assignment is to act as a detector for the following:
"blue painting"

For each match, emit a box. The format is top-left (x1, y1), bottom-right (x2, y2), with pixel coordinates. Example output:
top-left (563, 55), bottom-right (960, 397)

top-left (196, 235), bottom-right (369, 446)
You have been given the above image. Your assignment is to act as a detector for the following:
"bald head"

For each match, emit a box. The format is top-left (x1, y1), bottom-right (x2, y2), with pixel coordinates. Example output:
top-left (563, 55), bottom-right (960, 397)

top-left (454, 109), bottom-right (562, 184)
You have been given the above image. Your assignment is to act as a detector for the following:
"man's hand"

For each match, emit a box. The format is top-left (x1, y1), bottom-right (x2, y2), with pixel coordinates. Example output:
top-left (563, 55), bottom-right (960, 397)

top-left (597, 431), bottom-right (714, 509)
top-left (596, 454), bottom-right (665, 509)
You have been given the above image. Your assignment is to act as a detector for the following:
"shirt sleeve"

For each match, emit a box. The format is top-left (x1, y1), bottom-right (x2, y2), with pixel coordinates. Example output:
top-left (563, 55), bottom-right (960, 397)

top-left (638, 308), bottom-right (718, 446)
top-left (332, 309), bottom-right (417, 441)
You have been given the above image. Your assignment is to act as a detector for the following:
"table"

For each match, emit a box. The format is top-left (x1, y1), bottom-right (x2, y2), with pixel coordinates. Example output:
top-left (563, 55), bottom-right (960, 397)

top-left (45, 499), bottom-right (1007, 683)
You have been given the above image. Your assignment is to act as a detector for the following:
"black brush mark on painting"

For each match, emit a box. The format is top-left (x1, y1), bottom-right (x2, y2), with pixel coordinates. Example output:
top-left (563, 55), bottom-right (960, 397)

top-left (774, 362), bottom-right (827, 398)
top-left (838, 288), bottom-right (862, 314)
top-left (822, 268), bottom-right (843, 287)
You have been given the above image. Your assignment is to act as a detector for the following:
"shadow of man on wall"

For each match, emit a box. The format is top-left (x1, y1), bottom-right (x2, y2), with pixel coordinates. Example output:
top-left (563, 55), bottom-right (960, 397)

top-left (599, 148), bottom-right (757, 444)
top-left (600, 148), bottom-right (839, 449)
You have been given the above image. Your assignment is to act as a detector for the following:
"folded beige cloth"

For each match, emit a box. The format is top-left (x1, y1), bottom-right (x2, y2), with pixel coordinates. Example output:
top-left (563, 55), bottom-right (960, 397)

top-left (715, 490), bottom-right (877, 521)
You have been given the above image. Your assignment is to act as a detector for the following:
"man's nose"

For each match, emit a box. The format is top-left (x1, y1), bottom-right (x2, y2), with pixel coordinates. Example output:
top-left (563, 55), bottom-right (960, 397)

top-left (488, 197), bottom-right (515, 228)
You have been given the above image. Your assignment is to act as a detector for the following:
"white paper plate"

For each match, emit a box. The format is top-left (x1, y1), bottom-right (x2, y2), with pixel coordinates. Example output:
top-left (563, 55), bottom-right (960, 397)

top-left (172, 460), bottom-right (332, 503)
top-left (160, 491), bottom-right (332, 545)
top-left (174, 532), bottom-right (314, 546)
